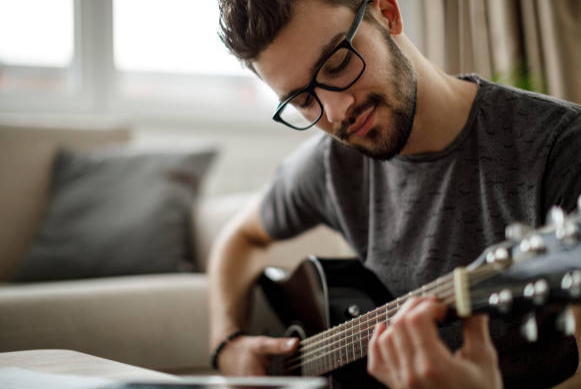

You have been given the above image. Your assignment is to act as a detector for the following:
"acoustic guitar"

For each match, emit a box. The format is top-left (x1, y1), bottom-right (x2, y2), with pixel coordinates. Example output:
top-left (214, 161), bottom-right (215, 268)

top-left (254, 204), bottom-right (581, 389)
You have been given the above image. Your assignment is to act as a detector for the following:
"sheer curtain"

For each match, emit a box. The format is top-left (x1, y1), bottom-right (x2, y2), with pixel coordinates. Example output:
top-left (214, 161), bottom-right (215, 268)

top-left (418, 0), bottom-right (581, 103)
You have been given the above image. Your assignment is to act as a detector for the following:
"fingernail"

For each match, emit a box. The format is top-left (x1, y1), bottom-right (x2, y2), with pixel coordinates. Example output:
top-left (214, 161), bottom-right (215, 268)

top-left (285, 339), bottom-right (296, 349)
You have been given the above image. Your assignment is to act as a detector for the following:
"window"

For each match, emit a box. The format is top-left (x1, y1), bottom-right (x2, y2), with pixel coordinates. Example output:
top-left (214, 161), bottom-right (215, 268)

top-left (0, 0), bottom-right (75, 94)
top-left (114, 0), bottom-right (245, 76)
top-left (111, 0), bottom-right (276, 121)
top-left (0, 0), bottom-right (276, 125)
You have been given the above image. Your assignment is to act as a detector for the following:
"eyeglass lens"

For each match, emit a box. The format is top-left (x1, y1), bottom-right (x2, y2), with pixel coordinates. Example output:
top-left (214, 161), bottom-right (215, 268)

top-left (280, 48), bottom-right (364, 129)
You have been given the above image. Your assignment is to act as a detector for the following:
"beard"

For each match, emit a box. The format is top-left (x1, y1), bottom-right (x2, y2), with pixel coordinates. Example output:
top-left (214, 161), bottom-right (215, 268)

top-left (336, 29), bottom-right (417, 161)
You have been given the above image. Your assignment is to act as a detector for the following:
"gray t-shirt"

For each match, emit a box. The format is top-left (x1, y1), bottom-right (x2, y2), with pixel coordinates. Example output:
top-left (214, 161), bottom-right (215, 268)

top-left (260, 75), bottom-right (581, 387)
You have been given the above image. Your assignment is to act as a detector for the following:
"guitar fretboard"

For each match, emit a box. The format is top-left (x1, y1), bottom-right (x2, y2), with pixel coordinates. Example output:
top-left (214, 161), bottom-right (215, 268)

top-left (284, 272), bottom-right (458, 376)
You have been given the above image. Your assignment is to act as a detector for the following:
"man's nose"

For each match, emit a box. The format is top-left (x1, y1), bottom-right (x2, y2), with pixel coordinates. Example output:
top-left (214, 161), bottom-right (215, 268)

top-left (316, 88), bottom-right (354, 124)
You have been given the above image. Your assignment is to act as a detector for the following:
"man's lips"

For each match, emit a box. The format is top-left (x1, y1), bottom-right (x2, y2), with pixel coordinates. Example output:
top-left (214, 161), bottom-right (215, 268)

top-left (348, 106), bottom-right (376, 138)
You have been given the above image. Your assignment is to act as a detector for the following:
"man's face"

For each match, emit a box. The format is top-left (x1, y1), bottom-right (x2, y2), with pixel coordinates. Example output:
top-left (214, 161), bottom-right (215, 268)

top-left (254, 0), bottom-right (417, 160)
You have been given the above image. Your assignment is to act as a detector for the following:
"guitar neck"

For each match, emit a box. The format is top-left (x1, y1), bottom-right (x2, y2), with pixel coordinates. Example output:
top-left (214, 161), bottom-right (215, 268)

top-left (271, 206), bottom-right (581, 377)
top-left (284, 269), bottom-right (466, 376)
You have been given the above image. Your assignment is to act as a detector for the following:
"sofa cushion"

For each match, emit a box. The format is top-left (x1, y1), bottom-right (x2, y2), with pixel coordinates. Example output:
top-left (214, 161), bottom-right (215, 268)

top-left (0, 124), bottom-right (130, 281)
top-left (13, 147), bottom-right (216, 282)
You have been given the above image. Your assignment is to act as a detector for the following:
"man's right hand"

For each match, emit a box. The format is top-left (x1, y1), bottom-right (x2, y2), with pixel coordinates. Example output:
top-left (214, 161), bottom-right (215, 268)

top-left (217, 335), bottom-right (299, 375)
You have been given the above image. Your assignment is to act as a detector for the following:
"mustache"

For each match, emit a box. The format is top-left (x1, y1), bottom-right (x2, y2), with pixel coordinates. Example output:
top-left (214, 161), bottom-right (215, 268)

top-left (335, 92), bottom-right (389, 140)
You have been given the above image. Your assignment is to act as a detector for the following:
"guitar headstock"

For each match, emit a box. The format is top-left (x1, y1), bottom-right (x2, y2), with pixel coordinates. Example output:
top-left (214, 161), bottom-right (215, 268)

top-left (458, 198), bottom-right (581, 341)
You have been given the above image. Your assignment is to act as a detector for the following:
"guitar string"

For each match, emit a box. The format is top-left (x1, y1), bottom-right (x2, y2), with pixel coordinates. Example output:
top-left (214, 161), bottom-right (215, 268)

top-left (283, 267), bottom-right (499, 372)
top-left (285, 293), bottom-right (460, 373)
top-left (283, 267), bottom-right (500, 373)
top-left (285, 290), bottom-right (458, 371)
top-left (295, 265), bottom-right (497, 355)
top-left (286, 267), bottom-right (503, 375)
top-left (294, 276), bottom-right (455, 356)
top-left (295, 264), bottom-right (499, 351)
top-left (284, 286), bottom-right (457, 368)
top-left (291, 265), bottom-right (497, 361)
top-left (286, 269), bottom-right (499, 373)
top-left (295, 272), bottom-right (456, 350)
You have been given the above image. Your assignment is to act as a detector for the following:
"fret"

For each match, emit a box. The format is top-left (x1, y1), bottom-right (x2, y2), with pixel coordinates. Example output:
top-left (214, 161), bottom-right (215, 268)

top-left (352, 316), bottom-right (360, 359)
top-left (324, 330), bottom-right (329, 374)
top-left (335, 326), bottom-right (341, 370)
top-left (317, 337), bottom-right (323, 375)
top-left (321, 330), bottom-right (326, 375)
top-left (361, 313), bottom-right (369, 357)
top-left (328, 327), bottom-right (335, 372)
top-left (343, 320), bottom-right (350, 364)
top-left (339, 324), bottom-right (347, 367)
top-left (355, 315), bottom-right (363, 358)
top-left (349, 320), bottom-right (357, 361)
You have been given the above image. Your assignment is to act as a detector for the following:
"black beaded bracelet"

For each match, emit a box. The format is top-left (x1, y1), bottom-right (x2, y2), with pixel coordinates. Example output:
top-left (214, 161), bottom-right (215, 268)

top-left (210, 329), bottom-right (247, 370)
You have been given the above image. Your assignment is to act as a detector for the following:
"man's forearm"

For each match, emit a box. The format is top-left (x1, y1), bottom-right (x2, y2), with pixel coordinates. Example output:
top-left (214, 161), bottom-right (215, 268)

top-left (207, 212), bottom-right (271, 351)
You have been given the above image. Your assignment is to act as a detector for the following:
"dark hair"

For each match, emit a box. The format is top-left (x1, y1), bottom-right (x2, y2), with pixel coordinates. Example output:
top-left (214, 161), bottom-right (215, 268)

top-left (218, 0), bottom-right (360, 71)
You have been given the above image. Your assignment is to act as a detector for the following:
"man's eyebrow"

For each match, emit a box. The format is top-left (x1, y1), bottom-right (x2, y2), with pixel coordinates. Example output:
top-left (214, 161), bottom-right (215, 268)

top-left (279, 32), bottom-right (345, 103)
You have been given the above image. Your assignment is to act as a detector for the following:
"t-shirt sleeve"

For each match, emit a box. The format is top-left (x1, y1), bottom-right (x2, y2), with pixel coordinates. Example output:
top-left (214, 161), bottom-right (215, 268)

top-left (542, 112), bottom-right (581, 214)
top-left (259, 134), bottom-right (336, 240)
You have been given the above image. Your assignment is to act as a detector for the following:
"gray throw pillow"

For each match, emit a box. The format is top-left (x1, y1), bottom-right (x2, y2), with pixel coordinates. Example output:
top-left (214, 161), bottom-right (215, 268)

top-left (13, 147), bottom-right (216, 282)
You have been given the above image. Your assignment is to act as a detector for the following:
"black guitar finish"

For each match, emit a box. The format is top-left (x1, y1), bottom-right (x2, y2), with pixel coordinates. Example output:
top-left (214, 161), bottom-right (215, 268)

top-left (258, 255), bottom-right (391, 389)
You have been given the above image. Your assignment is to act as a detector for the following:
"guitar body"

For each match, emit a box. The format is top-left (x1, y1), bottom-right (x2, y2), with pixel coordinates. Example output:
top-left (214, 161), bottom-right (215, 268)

top-left (258, 256), bottom-right (391, 389)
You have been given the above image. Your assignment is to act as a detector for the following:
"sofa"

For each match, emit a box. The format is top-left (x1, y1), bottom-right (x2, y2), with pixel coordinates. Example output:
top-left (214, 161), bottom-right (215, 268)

top-left (0, 121), bottom-right (353, 374)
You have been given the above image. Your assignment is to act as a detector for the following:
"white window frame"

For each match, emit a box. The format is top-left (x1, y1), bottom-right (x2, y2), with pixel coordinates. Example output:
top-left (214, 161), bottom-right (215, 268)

top-left (0, 0), bottom-right (274, 128)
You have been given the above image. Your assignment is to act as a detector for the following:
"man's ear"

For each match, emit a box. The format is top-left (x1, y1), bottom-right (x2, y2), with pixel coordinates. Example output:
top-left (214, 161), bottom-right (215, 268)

top-left (373, 0), bottom-right (403, 35)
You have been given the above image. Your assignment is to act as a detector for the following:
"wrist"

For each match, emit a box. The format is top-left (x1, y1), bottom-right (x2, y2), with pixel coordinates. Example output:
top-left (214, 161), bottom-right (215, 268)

top-left (210, 329), bottom-right (247, 370)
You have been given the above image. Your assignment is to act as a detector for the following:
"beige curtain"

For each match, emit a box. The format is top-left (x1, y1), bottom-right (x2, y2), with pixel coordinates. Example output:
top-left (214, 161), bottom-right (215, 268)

top-left (419, 0), bottom-right (581, 104)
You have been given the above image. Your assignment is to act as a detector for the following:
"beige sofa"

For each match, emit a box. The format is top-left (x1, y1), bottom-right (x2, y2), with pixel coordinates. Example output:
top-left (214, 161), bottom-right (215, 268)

top-left (0, 122), bottom-right (353, 374)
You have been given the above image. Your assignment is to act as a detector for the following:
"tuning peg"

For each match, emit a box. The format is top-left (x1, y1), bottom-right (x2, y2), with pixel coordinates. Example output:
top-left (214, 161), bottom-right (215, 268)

top-left (505, 222), bottom-right (532, 241)
top-left (578, 194), bottom-right (581, 213)
top-left (561, 270), bottom-right (581, 298)
top-left (556, 221), bottom-right (580, 244)
top-left (523, 279), bottom-right (550, 305)
top-left (486, 247), bottom-right (511, 264)
top-left (489, 289), bottom-right (513, 313)
top-left (519, 234), bottom-right (546, 255)
top-left (556, 306), bottom-right (576, 336)
top-left (521, 313), bottom-right (538, 342)
top-left (548, 206), bottom-right (566, 226)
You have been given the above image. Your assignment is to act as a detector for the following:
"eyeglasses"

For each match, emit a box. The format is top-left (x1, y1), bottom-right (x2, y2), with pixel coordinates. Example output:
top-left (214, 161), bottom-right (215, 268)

top-left (272, 0), bottom-right (372, 131)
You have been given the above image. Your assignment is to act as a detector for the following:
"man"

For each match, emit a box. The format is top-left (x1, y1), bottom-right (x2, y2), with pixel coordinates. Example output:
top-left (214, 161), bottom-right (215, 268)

top-left (208, 0), bottom-right (581, 388)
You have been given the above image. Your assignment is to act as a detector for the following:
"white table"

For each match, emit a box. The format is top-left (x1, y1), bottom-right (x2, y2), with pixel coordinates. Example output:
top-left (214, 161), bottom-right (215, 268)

top-left (0, 349), bottom-right (178, 383)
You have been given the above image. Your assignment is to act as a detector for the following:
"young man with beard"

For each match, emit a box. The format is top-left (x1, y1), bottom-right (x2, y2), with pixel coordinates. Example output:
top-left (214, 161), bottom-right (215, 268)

top-left (208, 0), bottom-right (581, 388)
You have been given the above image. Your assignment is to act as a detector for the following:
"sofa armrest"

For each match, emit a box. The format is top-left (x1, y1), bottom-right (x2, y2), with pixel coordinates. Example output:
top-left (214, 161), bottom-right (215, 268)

top-left (0, 274), bottom-right (210, 373)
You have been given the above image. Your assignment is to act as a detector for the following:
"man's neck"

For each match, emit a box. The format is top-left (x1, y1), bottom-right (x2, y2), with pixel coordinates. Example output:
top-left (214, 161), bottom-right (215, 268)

top-left (396, 35), bottom-right (479, 156)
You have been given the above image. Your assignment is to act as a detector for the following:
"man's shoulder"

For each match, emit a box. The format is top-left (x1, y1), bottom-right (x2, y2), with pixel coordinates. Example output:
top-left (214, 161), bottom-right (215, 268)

top-left (471, 74), bottom-right (581, 116)
top-left (462, 75), bottom-right (581, 144)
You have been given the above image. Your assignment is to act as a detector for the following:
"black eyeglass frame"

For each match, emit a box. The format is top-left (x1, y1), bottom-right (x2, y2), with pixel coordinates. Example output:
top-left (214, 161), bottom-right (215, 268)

top-left (272, 0), bottom-right (373, 131)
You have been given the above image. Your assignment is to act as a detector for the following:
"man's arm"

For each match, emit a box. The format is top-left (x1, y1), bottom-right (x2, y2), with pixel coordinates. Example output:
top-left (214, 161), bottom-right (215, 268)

top-left (207, 196), bottom-right (298, 375)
